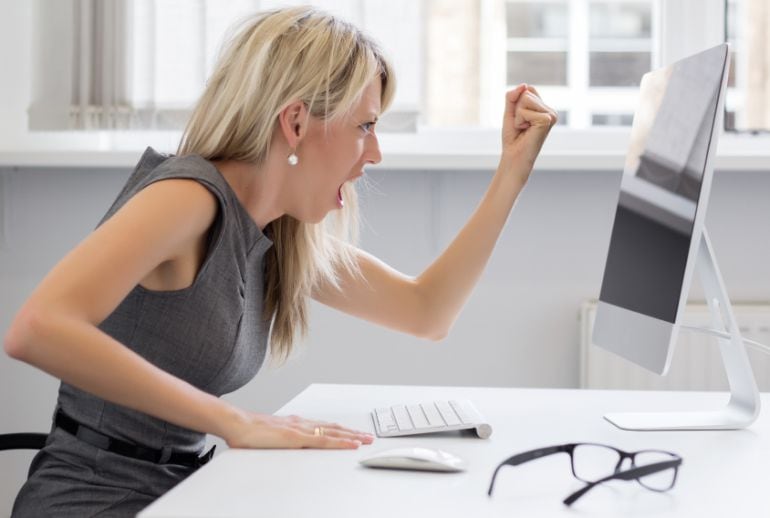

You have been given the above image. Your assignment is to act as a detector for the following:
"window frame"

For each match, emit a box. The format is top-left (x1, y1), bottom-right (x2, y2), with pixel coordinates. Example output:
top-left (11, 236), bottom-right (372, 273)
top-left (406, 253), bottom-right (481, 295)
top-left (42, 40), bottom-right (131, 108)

top-left (2, 0), bottom-right (770, 172)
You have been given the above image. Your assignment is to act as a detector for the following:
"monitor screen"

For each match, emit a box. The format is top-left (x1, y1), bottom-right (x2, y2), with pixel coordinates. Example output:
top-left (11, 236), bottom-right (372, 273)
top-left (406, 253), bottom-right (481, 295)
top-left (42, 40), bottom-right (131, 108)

top-left (598, 45), bottom-right (728, 323)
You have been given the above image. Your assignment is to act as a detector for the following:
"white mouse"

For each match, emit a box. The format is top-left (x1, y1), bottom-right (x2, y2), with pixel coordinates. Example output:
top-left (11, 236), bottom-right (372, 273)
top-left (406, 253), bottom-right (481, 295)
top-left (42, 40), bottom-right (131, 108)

top-left (359, 447), bottom-right (467, 472)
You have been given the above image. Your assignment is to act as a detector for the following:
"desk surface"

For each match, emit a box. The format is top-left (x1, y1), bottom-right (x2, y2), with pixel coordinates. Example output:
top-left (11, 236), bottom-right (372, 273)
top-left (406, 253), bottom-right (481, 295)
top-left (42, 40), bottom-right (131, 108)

top-left (139, 384), bottom-right (770, 517)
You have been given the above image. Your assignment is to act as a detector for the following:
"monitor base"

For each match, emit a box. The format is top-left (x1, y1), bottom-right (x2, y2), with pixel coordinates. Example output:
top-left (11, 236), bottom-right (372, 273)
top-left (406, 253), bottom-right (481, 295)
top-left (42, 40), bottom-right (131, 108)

top-left (605, 404), bottom-right (757, 431)
top-left (604, 230), bottom-right (761, 431)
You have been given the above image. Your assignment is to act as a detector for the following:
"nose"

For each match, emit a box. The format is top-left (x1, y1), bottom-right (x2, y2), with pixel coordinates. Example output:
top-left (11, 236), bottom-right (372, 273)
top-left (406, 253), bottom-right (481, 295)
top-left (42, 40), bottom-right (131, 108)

top-left (365, 133), bottom-right (382, 165)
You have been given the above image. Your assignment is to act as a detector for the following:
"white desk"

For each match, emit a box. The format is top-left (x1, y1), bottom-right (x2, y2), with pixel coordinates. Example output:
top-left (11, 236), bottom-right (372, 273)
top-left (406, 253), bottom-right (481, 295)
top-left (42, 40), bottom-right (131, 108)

top-left (140, 384), bottom-right (770, 517)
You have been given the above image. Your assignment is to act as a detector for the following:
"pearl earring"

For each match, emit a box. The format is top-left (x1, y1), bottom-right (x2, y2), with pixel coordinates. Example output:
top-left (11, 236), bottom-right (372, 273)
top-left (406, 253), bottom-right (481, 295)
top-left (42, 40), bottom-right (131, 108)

top-left (287, 152), bottom-right (299, 166)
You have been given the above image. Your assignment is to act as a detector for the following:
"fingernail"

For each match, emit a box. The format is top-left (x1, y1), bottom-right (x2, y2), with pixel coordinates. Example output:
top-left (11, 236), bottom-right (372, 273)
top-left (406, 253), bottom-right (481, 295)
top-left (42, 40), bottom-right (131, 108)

top-left (353, 440), bottom-right (362, 447)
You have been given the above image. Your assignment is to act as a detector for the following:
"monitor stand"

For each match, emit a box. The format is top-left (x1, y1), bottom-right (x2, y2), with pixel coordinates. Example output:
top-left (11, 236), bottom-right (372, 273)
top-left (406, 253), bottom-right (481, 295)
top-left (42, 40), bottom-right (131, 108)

top-left (604, 229), bottom-right (761, 431)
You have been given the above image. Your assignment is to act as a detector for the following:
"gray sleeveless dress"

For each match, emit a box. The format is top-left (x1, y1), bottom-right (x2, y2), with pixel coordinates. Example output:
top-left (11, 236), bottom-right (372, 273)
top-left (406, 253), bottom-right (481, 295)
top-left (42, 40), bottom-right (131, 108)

top-left (12, 147), bottom-right (274, 517)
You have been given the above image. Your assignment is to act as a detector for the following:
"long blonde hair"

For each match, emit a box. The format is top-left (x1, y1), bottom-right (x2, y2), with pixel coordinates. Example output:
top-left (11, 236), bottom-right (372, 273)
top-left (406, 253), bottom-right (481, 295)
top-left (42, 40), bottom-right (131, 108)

top-left (178, 7), bottom-right (395, 361)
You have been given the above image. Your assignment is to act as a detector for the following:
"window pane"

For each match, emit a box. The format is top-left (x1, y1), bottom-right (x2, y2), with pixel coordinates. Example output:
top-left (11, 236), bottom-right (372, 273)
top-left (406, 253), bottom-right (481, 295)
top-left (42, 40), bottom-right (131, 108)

top-left (725, 0), bottom-right (770, 132)
top-left (725, 111), bottom-right (736, 130)
top-left (589, 51), bottom-right (650, 87)
top-left (508, 52), bottom-right (568, 86)
top-left (590, 2), bottom-right (651, 38)
top-left (506, 1), bottom-right (568, 38)
top-left (727, 51), bottom-right (736, 88)
top-left (592, 113), bottom-right (634, 126)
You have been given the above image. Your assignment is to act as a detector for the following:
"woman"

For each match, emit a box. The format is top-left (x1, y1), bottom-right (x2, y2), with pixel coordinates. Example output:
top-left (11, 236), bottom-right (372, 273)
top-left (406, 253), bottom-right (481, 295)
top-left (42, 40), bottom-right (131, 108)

top-left (4, 6), bottom-right (556, 517)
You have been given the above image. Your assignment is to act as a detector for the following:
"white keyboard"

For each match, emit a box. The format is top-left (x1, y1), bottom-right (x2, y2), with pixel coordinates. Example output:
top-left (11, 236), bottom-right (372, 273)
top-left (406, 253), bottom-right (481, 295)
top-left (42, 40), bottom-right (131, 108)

top-left (371, 399), bottom-right (492, 439)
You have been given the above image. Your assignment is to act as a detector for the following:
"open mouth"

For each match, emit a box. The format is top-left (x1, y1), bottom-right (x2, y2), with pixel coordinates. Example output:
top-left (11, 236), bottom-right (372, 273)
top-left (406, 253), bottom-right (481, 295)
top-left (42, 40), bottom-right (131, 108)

top-left (337, 172), bottom-right (363, 209)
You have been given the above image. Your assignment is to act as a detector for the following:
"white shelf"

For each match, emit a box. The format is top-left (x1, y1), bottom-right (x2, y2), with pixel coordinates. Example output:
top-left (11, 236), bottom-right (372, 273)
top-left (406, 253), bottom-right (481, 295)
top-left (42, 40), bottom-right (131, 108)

top-left (0, 129), bottom-right (768, 172)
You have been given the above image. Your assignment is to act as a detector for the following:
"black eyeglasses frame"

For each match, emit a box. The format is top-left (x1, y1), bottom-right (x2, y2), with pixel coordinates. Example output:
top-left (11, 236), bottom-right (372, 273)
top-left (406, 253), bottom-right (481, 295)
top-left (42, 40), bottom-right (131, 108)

top-left (487, 442), bottom-right (683, 506)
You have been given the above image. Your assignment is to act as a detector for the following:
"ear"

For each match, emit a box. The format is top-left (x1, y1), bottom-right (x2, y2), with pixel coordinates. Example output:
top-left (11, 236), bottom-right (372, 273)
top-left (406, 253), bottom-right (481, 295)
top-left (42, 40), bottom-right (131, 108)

top-left (278, 100), bottom-right (309, 148)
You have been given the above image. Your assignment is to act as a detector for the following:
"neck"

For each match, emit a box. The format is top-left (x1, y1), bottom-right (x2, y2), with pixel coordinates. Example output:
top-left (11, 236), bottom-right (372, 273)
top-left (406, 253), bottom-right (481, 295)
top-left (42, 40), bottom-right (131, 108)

top-left (211, 157), bottom-right (287, 230)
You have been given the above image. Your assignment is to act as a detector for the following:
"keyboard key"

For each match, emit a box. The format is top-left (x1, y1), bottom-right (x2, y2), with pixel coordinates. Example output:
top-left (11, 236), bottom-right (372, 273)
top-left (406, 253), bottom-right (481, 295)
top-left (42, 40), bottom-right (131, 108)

top-left (406, 404), bottom-right (431, 428)
top-left (435, 401), bottom-right (461, 426)
top-left (391, 405), bottom-right (414, 430)
top-left (421, 402), bottom-right (446, 427)
top-left (449, 400), bottom-right (472, 424)
top-left (375, 408), bottom-right (396, 431)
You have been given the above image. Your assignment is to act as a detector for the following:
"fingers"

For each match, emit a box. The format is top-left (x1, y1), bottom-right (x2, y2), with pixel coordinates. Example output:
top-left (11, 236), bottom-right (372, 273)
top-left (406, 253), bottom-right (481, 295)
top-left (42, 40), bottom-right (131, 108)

top-left (281, 417), bottom-right (374, 449)
top-left (523, 87), bottom-right (559, 124)
top-left (513, 89), bottom-right (558, 129)
top-left (306, 421), bottom-right (375, 446)
top-left (526, 84), bottom-right (542, 99)
top-left (226, 412), bottom-right (376, 450)
top-left (504, 84), bottom-right (557, 137)
top-left (505, 83), bottom-right (528, 107)
top-left (305, 431), bottom-right (362, 449)
top-left (518, 91), bottom-right (552, 116)
top-left (503, 83), bottom-right (530, 139)
top-left (516, 107), bottom-right (556, 128)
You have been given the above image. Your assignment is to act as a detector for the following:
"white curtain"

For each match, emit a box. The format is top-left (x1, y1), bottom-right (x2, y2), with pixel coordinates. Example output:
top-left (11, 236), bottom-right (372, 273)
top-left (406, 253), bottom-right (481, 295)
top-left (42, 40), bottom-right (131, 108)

top-left (71, 0), bottom-right (132, 129)
top-left (745, 0), bottom-right (770, 130)
top-left (28, 0), bottom-right (419, 131)
top-left (28, 0), bottom-right (131, 130)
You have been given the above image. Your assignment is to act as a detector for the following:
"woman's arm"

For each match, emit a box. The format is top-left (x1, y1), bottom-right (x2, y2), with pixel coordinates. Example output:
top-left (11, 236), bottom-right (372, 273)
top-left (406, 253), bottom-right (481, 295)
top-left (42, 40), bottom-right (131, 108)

top-left (314, 85), bottom-right (557, 339)
top-left (4, 179), bottom-right (369, 449)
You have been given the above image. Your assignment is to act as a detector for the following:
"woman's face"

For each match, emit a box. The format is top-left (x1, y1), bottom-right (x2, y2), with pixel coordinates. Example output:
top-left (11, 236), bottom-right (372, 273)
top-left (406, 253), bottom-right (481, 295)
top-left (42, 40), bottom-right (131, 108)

top-left (286, 79), bottom-right (382, 223)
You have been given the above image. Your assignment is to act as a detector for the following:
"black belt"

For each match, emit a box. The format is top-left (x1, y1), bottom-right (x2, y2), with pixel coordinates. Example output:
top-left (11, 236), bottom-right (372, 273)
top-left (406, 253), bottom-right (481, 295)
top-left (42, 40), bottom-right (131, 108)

top-left (55, 410), bottom-right (215, 469)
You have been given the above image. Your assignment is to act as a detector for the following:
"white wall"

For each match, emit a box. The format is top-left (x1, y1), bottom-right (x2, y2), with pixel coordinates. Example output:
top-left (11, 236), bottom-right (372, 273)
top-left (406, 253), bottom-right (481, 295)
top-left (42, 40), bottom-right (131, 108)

top-left (2, 163), bottom-right (770, 514)
top-left (2, 0), bottom-right (770, 514)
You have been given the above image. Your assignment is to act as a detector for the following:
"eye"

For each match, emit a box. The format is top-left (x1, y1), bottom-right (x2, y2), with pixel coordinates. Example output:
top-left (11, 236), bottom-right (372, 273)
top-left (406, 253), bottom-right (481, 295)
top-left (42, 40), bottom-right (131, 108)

top-left (359, 121), bottom-right (376, 134)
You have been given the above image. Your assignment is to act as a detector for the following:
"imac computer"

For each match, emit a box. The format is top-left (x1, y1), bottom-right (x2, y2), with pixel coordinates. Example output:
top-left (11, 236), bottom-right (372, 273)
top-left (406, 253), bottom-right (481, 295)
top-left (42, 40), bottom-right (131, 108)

top-left (592, 43), bottom-right (761, 431)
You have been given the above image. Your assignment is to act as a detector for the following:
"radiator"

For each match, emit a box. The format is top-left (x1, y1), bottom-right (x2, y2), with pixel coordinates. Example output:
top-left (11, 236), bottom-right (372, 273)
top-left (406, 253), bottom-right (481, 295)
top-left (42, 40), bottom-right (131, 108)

top-left (579, 301), bottom-right (770, 391)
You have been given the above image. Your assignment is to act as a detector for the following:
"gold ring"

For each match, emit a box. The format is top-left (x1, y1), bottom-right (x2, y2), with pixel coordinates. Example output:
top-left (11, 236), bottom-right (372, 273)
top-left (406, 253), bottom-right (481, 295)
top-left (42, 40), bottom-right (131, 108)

top-left (313, 426), bottom-right (325, 437)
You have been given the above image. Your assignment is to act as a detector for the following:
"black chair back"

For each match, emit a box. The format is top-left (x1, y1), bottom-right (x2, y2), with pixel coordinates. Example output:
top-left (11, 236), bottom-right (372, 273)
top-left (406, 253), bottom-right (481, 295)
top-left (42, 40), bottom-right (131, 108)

top-left (0, 433), bottom-right (47, 451)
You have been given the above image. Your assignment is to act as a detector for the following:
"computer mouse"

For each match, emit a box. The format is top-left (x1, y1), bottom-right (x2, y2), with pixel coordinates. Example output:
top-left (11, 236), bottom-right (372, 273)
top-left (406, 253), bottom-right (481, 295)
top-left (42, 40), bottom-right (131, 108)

top-left (359, 447), bottom-right (467, 472)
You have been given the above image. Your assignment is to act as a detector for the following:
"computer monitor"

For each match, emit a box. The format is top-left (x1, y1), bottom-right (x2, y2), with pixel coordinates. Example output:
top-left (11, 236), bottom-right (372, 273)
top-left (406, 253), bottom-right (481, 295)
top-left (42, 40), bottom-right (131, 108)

top-left (592, 43), bottom-right (760, 430)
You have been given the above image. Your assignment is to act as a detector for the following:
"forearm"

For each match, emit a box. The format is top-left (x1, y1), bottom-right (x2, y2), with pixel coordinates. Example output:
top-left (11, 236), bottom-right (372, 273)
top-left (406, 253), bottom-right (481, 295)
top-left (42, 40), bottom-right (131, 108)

top-left (415, 156), bottom-right (530, 336)
top-left (6, 308), bottom-right (244, 440)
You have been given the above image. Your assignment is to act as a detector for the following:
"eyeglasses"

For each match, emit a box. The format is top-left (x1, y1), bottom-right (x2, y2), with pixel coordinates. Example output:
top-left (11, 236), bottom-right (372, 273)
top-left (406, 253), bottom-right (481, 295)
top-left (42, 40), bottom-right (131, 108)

top-left (487, 442), bottom-right (682, 506)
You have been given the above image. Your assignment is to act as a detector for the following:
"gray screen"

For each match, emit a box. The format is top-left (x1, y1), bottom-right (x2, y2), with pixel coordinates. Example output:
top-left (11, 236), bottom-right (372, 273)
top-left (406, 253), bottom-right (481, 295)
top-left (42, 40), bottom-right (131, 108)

top-left (599, 45), bottom-right (727, 323)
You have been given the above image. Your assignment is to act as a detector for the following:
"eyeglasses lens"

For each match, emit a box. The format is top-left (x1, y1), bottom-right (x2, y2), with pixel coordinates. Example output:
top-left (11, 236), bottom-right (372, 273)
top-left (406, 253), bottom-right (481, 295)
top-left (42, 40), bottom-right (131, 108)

top-left (633, 451), bottom-right (678, 491)
top-left (570, 444), bottom-right (623, 482)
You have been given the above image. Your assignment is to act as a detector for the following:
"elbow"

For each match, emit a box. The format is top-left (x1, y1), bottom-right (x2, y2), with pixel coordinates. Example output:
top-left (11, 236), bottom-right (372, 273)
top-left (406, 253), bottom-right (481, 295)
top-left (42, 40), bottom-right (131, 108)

top-left (4, 322), bottom-right (29, 361)
top-left (4, 306), bottom-right (44, 362)
top-left (424, 329), bottom-right (449, 342)
top-left (410, 286), bottom-right (452, 341)
top-left (414, 321), bottom-right (451, 342)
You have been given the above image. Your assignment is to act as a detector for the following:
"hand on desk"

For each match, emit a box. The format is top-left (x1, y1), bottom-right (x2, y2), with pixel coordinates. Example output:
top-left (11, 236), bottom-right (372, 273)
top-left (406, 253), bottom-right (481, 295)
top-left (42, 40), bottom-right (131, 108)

top-left (223, 411), bottom-right (375, 449)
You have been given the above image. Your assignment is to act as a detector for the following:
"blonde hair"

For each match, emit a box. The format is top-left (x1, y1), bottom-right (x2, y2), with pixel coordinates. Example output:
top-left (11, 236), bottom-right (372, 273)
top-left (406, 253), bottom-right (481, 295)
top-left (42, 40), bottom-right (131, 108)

top-left (178, 7), bottom-right (396, 361)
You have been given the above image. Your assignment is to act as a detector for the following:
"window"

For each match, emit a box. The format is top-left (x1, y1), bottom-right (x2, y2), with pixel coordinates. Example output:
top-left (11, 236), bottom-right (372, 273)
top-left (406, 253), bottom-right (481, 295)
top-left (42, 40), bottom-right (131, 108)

top-left (422, 0), bottom-right (656, 129)
top-left (500, 0), bottom-right (655, 129)
top-left (131, 0), bottom-right (422, 130)
top-left (29, 0), bottom-right (659, 132)
top-left (130, 0), bottom-right (421, 127)
top-left (725, 0), bottom-right (770, 133)
top-left (29, 0), bottom-right (422, 131)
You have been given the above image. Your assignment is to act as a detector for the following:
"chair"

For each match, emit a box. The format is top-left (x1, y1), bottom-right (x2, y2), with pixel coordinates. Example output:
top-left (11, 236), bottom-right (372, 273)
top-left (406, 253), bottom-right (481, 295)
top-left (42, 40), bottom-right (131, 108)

top-left (0, 433), bottom-right (47, 451)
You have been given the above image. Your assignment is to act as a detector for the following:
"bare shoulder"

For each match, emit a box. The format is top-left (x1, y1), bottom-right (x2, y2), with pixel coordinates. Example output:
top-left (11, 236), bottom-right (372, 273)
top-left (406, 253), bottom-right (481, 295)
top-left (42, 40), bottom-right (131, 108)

top-left (117, 177), bottom-right (220, 229)
top-left (101, 178), bottom-right (221, 251)
top-left (23, 178), bottom-right (222, 324)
